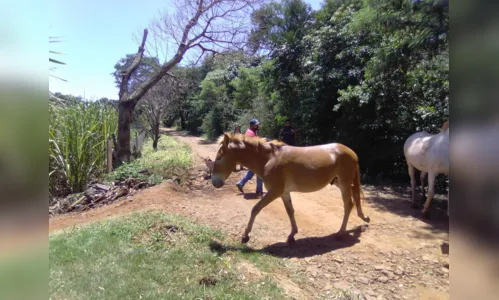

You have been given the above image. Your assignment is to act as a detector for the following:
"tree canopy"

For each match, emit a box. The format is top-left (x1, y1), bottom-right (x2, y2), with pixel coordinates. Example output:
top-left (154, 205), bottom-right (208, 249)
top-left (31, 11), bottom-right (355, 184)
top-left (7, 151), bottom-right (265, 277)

top-left (156, 0), bottom-right (449, 184)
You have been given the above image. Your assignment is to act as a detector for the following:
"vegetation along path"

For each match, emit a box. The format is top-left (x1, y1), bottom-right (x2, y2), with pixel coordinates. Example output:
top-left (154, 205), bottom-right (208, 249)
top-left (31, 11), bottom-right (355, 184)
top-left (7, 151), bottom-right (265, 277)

top-left (50, 128), bottom-right (449, 300)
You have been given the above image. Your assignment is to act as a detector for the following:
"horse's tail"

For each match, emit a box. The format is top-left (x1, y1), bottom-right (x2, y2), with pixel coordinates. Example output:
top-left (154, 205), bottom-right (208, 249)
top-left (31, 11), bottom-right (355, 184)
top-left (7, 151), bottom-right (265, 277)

top-left (352, 164), bottom-right (364, 208)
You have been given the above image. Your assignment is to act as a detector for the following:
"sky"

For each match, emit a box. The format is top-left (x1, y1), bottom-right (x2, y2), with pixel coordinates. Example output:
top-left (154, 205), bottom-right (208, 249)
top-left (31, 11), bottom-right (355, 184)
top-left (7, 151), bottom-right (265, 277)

top-left (48, 0), bottom-right (324, 100)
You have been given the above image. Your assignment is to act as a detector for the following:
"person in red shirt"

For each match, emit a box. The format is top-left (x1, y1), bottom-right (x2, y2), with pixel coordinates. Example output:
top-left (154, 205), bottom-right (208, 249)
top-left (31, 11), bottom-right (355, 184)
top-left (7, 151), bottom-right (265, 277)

top-left (236, 119), bottom-right (263, 197)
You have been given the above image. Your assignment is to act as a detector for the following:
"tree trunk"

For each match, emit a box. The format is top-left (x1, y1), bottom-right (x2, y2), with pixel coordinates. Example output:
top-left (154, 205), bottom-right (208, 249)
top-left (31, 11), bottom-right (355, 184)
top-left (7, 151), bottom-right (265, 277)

top-left (152, 123), bottom-right (160, 151)
top-left (180, 113), bottom-right (186, 130)
top-left (116, 100), bottom-right (137, 164)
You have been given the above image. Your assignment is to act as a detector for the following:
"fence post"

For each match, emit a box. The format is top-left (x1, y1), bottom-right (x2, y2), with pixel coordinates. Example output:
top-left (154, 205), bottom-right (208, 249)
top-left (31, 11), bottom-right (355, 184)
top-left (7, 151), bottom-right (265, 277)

top-left (107, 138), bottom-right (113, 173)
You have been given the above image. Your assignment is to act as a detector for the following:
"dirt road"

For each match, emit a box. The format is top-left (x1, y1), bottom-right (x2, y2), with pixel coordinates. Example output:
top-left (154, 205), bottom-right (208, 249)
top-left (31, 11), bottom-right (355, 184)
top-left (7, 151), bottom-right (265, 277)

top-left (49, 128), bottom-right (449, 300)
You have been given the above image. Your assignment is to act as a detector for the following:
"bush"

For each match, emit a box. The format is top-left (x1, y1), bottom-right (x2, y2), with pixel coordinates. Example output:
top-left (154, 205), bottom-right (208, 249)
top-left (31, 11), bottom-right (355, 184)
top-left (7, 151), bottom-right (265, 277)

top-left (105, 135), bottom-right (192, 185)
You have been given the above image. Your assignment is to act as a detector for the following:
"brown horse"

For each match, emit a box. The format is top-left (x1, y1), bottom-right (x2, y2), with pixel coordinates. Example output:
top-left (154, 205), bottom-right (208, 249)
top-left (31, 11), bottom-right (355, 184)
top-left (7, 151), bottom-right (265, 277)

top-left (211, 133), bottom-right (370, 244)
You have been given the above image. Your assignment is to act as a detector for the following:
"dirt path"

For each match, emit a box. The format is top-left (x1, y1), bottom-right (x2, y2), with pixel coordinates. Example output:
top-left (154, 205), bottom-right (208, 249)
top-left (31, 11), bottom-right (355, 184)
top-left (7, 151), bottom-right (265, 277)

top-left (49, 128), bottom-right (449, 300)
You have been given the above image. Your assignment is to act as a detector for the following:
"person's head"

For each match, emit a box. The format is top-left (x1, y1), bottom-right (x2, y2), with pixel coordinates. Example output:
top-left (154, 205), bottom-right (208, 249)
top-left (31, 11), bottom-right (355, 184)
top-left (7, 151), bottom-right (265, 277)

top-left (249, 119), bottom-right (260, 130)
top-left (284, 120), bottom-right (291, 127)
top-left (234, 124), bottom-right (241, 133)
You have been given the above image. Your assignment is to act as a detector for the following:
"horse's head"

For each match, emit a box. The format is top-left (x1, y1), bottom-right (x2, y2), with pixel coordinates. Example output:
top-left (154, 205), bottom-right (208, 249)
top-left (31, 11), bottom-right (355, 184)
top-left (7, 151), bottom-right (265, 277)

top-left (212, 133), bottom-right (239, 188)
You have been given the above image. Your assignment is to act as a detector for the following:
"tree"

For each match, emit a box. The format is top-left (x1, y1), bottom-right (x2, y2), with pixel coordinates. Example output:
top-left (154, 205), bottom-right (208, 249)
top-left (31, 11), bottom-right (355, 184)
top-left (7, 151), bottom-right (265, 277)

top-left (115, 0), bottom-right (260, 164)
top-left (140, 75), bottom-right (181, 150)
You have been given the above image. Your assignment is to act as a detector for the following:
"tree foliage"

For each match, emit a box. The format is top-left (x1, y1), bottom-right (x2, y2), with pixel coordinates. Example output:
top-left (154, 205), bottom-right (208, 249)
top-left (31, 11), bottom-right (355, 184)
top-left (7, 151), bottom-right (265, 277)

top-left (160, 0), bottom-right (448, 186)
top-left (113, 54), bottom-right (160, 94)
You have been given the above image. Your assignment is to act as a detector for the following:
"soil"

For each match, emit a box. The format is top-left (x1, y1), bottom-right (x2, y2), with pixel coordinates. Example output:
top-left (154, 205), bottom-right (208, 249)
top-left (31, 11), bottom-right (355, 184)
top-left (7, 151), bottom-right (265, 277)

top-left (49, 128), bottom-right (450, 300)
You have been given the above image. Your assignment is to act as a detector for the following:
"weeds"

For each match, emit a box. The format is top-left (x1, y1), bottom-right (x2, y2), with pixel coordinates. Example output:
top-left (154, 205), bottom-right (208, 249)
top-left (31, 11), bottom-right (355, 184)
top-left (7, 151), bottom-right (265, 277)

top-left (105, 135), bottom-right (192, 185)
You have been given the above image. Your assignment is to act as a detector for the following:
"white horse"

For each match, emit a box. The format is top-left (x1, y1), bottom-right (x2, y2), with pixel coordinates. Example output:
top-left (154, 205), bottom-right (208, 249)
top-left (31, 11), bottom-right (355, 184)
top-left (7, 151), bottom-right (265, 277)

top-left (404, 120), bottom-right (449, 217)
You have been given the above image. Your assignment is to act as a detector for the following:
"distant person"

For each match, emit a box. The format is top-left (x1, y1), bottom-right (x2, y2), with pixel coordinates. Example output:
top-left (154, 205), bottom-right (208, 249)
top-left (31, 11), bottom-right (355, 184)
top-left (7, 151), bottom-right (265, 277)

top-left (233, 124), bottom-right (244, 171)
top-left (236, 119), bottom-right (263, 197)
top-left (279, 119), bottom-right (298, 146)
top-left (233, 125), bottom-right (242, 134)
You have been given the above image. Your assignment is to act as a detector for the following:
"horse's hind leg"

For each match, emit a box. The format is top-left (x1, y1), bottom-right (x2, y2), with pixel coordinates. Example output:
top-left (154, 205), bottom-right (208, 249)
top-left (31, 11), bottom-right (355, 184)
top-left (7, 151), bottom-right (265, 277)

top-left (242, 189), bottom-right (281, 243)
top-left (281, 193), bottom-right (298, 243)
top-left (336, 182), bottom-right (354, 239)
top-left (422, 171), bottom-right (436, 218)
top-left (420, 171), bottom-right (427, 199)
top-left (408, 164), bottom-right (418, 208)
top-left (352, 191), bottom-right (370, 224)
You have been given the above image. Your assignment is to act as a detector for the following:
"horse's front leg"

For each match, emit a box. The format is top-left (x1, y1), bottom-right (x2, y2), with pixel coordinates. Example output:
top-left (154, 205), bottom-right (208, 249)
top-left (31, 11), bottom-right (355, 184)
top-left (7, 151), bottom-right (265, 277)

top-left (242, 189), bottom-right (281, 243)
top-left (281, 193), bottom-right (298, 243)
top-left (422, 171), bottom-right (437, 218)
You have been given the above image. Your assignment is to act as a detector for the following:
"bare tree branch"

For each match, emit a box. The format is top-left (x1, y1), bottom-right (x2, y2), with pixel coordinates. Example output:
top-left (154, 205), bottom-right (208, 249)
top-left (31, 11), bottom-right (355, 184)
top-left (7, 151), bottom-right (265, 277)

top-left (119, 29), bottom-right (148, 100)
top-left (116, 0), bottom-right (261, 162)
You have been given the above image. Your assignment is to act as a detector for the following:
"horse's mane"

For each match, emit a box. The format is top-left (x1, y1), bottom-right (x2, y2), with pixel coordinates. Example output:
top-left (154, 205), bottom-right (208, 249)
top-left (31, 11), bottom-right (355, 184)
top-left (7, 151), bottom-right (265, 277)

top-left (217, 132), bottom-right (286, 151)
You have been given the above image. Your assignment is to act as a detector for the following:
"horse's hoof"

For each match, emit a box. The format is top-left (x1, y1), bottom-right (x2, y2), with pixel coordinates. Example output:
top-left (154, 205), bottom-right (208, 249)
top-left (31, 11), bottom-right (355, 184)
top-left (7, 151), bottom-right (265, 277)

top-left (363, 216), bottom-right (371, 223)
top-left (287, 236), bottom-right (295, 244)
top-left (241, 236), bottom-right (250, 244)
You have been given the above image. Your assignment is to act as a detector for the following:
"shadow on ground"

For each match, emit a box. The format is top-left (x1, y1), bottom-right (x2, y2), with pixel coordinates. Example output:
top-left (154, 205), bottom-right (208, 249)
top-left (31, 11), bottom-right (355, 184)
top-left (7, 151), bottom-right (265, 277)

top-left (198, 139), bottom-right (218, 145)
top-left (163, 129), bottom-right (190, 137)
top-left (209, 226), bottom-right (365, 258)
top-left (162, 128), bottom-right (218, 145)
top-left (243, 192), bottom-right (262, 200)
top-left (363, 185), bottom-right (449, 233)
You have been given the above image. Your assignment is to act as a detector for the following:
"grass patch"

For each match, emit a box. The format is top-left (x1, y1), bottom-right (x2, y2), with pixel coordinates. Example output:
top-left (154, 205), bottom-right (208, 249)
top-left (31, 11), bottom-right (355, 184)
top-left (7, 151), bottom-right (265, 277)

top-left (105, 135), bottom-right (192, 185)
top-left (50, 211), bottom-right (287, 300)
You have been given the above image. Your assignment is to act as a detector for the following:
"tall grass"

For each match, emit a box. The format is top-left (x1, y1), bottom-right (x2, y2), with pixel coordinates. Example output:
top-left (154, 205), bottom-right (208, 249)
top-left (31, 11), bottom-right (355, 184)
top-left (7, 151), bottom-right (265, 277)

top-left (49, 101), bottom-right (118, 196)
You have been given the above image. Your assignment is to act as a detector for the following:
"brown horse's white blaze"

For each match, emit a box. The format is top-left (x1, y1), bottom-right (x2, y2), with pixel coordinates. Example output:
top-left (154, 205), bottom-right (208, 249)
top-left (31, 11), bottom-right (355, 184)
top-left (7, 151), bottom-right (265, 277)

top-left (211, 133), bottom-right (370, 244)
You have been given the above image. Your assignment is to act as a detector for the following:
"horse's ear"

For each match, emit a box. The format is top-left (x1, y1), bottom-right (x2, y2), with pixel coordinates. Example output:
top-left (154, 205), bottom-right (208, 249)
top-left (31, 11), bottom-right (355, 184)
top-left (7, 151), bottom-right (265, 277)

top-left (223, 133), bottom-right (230, 146)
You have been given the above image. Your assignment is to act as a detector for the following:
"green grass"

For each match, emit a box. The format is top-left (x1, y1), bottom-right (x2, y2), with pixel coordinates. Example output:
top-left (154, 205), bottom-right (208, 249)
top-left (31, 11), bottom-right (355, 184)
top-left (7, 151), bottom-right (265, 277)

top-left (49, 211), bottom-right (288, 300)
top-left (105, 135), bottom-right (192, 185)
